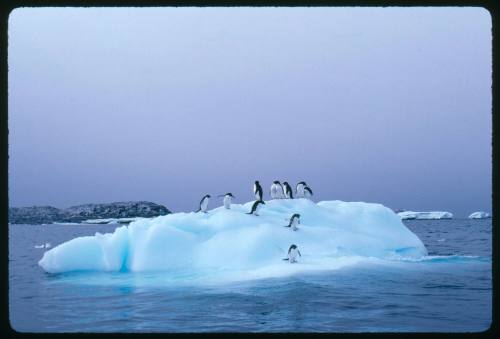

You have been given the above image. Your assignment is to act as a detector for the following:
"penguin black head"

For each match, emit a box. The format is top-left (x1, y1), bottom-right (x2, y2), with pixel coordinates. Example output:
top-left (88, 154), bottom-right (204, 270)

top-left (288, 244), bottom-right (298, 252)
top-left (298, 181), bottom-right (307, 186)
top-left (273, 180), bottom-right (280, 184)
top-left (292, 213), bottom-right (300, 219)
top-left (226, 193), bottom-right (234, 197)
top-left (205, 194), bottom-right (211, 198)
top-left (255, 180), bottom-right (260, 184)
top-left (283, 181), bottom-right (289, 186)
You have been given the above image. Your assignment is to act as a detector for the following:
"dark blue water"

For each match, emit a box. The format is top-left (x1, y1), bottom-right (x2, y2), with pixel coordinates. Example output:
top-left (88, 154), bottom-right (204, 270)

top-left (9, 219), bottom-right (491, 332)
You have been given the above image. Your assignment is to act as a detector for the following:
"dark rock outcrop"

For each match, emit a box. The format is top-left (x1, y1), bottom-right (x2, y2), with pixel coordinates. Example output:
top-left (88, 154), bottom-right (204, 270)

top-left (9, 206), bottom-right (64, 225)
top-left (9, 201), bottom-right (171, 225)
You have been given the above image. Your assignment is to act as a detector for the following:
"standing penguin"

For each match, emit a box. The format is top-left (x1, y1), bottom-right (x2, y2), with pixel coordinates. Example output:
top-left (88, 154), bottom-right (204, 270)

top-left (284, 213), bottom-right (300, 231)
top-left (218, 193), bottom-right (234, 209)
top-left (254, 180), bottom-right (263, 201)
top-left (296, 182), bottom-right (307, 198)
top-left (270, 181), bottom-right (280, 199)
top-left (283, 182), bottom-right (294, 199)
top-left (196, 194), bottom-right (211, 213)
top-left (304, 186), bottom-right (313, 199)
top-left (276, 181), bottom-right (285, 199)
top-left (246, 200), bottom-right (265, 216)
top-left (283, 244), bottom-right (301, 263)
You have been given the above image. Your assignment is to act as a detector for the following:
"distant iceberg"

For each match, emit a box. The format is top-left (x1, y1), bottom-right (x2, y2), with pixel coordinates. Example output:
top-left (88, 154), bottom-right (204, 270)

top-left (82, 217), bottom-right (144, 225)
top-left (468, 211), bottom-right (491, 219)
top-left (35, 243), bottom-right (51, 249)
top-left (397, 211), bottom-right (453, 220)
top-left (39, 199), bottom-right (428, 276)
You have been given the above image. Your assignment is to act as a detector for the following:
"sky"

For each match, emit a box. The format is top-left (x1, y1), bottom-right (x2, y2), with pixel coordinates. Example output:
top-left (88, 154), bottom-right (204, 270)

top-left (8, 7), bottom-right (492, 216)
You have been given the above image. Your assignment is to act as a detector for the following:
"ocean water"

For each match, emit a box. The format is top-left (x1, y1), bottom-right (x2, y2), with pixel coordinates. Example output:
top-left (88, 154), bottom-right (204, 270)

top-left (9, 218), bottom-right (491, 332)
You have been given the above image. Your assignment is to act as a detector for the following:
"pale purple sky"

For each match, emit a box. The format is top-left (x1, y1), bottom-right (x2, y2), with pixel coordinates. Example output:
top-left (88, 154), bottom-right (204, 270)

top-left (8, 7), bottom-right (491, 216)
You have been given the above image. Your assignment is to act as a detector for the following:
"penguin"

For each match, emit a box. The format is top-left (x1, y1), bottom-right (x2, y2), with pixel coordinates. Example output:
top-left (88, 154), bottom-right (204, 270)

top-left (296, 182), bottom-right (307, 198)
top-left (254, 180), bottom-right (263, 201)
top-left (246, 200), bottom-right (265, 216)
top-left (283, 244), bottom-right (301, 263)
top-left (217, 193), bottom-right (234, 209)
top-left (304, 186), bottom-right (313, 199)
top-left (284, 213), bottom-right (300, 231)
top-left (196, 194), bottom-right (211, 213)
top-left (278, 181), bottom-right (285, 199)
top-left (277, 181), bottom-right (285, 199)
top-left (283, 182), bottom-right (294, 199)
top-left (270, 181), bottom-right (280, 199)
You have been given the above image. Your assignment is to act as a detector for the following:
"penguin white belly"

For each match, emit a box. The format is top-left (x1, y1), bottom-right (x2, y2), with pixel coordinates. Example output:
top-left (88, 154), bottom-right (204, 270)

top-left (201, 198), bottom-right (209, 212)
top-left (223, 196), bottom-right (231, 209)
top-left (288, 248), bottom-right (299, 263)
top-left (296, 184), bottom-right (305, 198)
top-left (291, 218), bottom-right (299, 231)
top-left (270, 184), bottom-right (277, 199)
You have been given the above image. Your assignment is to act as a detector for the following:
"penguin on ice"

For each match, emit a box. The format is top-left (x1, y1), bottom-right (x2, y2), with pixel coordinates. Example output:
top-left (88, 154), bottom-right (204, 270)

top-left (271, 180), bottom-right (285, 199)
top-left (254, 180), bottom-right (263, 201)
top-left (277, 182), bottom-right (285, 198)
top-left (270, 181), bottom-right (281, 199)
top-left (283, 182), bottom-right (294, 199)
top-left (217, 193), bottom-right (234, 209)
top-left (296, 182), bottom-right (307, 198)
top-left (283, 244), bottom-right (301, 263)
top-left (284, 213), bottom-right (300, 231)
top-left (246, 200), bottom-right (265, 216)
top-left (196, 194), bottom-right (211, 213)
top-left (304, 186), bottom-right (313, 199)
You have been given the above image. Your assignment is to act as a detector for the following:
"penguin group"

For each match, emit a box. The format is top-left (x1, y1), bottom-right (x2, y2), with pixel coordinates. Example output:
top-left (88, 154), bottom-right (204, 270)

top-left (270, 181), bottom-right (313, 199)
top-left (194, 180), bottom-right (313, 263)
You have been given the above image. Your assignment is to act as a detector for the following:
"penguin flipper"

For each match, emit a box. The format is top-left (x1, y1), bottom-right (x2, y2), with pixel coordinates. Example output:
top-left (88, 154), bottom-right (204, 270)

top-left (282, 258), bottom-right (289, 261)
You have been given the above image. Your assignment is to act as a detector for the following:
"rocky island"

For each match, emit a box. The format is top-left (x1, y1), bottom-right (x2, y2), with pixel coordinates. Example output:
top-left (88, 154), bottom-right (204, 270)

top-left (9, 201), bottom-right (171, 225)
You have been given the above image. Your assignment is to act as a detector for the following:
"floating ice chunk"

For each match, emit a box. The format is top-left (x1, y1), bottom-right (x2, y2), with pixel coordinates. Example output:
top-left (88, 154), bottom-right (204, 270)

top-left (468, 211), bottom-right (491, 219)
top-left (39, 199), bottom-right (428, 274)
top-left (397, 211), bottom-right (453, 220)
top-left (52, 222), bottom-right (81, 225)
top-left (35, 243), bottom-right (51, 249)
top-left (83, 217), bottom-right (144, 225)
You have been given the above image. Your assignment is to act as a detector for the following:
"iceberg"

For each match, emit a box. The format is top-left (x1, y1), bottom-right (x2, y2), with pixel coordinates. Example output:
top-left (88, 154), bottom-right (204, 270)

top-left (82, 217), bottom-right (144, 225)
top-left (38, 199), bottom-right (428, 276)
top-left (468, 211), bottom-right (491, 219)
top-left (397, 211), bottom-right (453, 220)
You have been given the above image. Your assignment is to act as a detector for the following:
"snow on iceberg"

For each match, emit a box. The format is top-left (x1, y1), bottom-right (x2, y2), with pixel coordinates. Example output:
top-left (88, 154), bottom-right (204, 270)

top-left (39, 199), bottom-right (428, 275)
top-left (398, 211), bottom-right (453, 220)
top-left (468, 211), bottom-right (491, 219)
